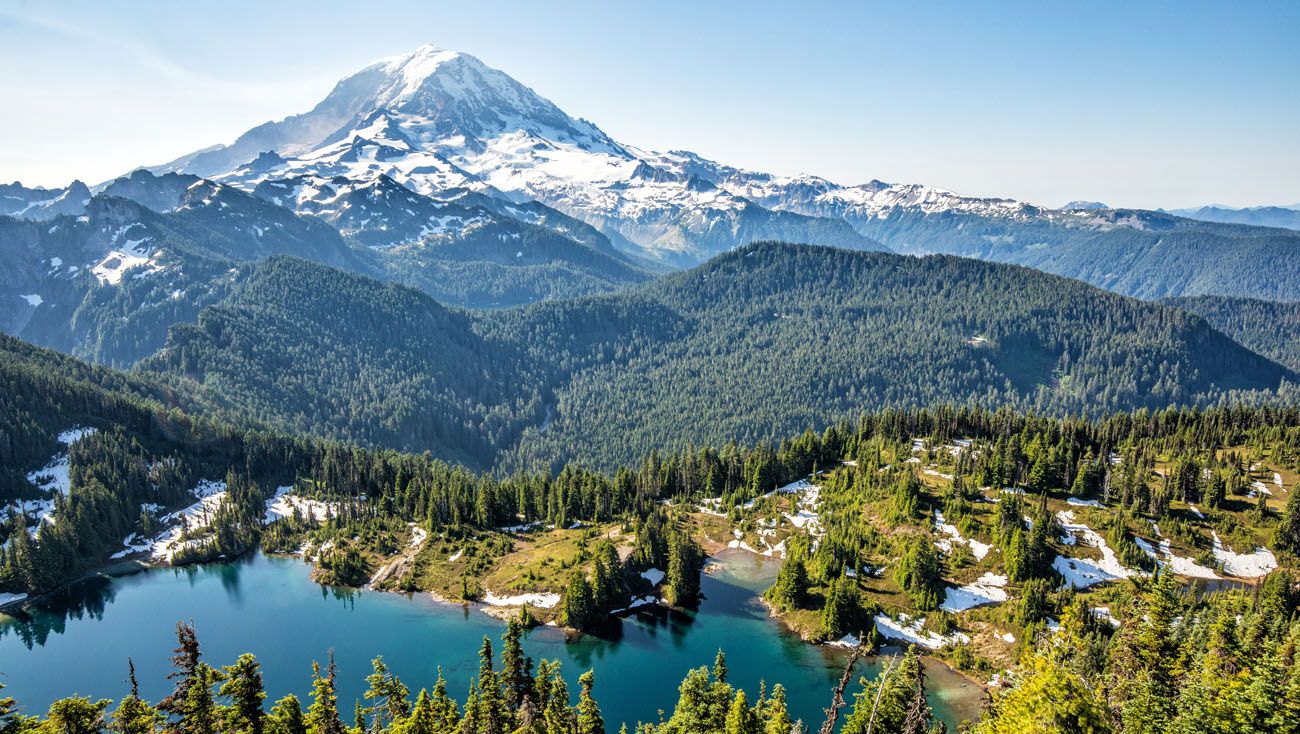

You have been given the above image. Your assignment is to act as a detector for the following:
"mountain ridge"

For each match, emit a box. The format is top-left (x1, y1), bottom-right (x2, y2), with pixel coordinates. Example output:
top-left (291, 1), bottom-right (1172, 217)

top-left (137, 242), bottom-right (1297, 470)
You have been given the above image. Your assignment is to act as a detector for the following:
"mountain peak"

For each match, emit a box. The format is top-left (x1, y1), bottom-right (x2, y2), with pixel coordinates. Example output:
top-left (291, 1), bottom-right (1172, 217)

top-left (372, 44), bottom-right (481, 104)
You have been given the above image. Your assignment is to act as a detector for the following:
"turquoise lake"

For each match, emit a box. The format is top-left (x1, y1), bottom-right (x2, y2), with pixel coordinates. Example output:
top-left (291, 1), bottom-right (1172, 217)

top-left (0, 550), bottom-right (983, 730)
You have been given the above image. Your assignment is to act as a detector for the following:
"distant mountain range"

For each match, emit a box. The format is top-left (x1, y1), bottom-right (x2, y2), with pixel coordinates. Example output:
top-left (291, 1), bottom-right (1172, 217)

top-left (1167, 204), bottom-right (1300, 231)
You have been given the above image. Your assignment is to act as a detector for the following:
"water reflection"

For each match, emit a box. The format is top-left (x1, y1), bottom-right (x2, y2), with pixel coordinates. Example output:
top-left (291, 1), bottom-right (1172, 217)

top-left (0, 550), bottom-right (981, 731)
top-left (0, 575), bottom-right (116, 649)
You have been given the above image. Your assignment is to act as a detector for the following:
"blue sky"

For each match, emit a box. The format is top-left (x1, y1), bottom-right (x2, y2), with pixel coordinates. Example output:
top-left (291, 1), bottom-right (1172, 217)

top-left (2, 0), bottom-right (1297, 209)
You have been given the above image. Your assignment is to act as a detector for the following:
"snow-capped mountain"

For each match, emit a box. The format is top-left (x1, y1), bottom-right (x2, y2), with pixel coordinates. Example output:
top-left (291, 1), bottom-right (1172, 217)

top-left (7, 41), bottom-right (1300, 320)
top-left (156, 44), bottom-right (881, 265)
top-left (1, 181), bottom-right (91, 221)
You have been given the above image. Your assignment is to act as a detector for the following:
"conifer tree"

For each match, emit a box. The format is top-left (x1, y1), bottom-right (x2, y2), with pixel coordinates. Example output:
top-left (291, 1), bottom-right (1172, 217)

top-left (1276, 484), bottom-right (1300, 555)
top-left (306, 655), bottom-right (346, 734)
top-left (723, 691), bottom-right (758, 734)
top-left (159, 622), bottom-right (203, 727)
top-left (220, 653), bottom-right (267, 734)
top-left (562, 572), bottom-right (596, 629)
top-left (663, 533), bottom-right (703, 607)
top-left (179, 664), bottom-right (222, 734)
top-left (42, 696), bottom-right (112, 734)
top-left (267, 696), bottom-right (306, 734)
top-left (500, 617), bottom-right (533, 712)
top-left (575, 671), bottom-right (604, 734)
top-left (363, 657), bottom-right (411, 731)
top-left (541, 673), bottom-right (573, 734)
top-left (429, 669), bottom-right (459, 733)
top-left (760, 685), bottom-right (793, 734)
top-left (764, 557), bottom-right (809, 612)
top-left (477, 638), bottom-right (506, 734)
top-left (391, 691), bottom-right (435, 734)
top-left (112, 660), bottom-right (163, 734)
top-left (894, 539), bottom-right (942, 611)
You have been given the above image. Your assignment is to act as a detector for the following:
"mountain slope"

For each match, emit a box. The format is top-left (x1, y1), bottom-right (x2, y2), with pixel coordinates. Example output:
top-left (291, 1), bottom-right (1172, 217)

top-left (499, 243), bottom-right (1294, 466)
top-left (651, 150), bottom-right (1300, 301)
top-left (1168, 295), bottom-right (1300, 373)
top-left (150, 43), bottom-right (1300, 294)
top-left (156, 44), bottom-right (886, 265)
top-left (139, 257), bottom-right (545, 467)
top-left (137, 243), bottom-right (1295, 470)
top-left (0, 177), bottom-right (368, 367)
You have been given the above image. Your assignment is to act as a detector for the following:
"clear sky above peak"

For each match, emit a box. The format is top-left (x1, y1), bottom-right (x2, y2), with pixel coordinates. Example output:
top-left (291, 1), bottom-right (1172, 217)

top-left (2, 0), bottom-right (1297, 209)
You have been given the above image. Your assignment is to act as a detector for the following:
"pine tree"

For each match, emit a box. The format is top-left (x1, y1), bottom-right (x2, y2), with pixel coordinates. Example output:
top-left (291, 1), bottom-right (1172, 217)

top-left (41, 696), bottom-right (112, 734)
top-left (898, 671), bottom-right (930, 734)
top-left (663, 668), bottom-right (716, 734)
top-left (973, 652), bottom-right (1112, 733)
top-left (352, 702), bottom-right (365, 734)
top-left (500, 618), bottom-right (533, 712)
top-left (429, 669), bottom-right (459, 733)
top-left (458, 687), bottom-right (480, 734)
top-left (575, 671), bottom-right (604, 734)
top-left (1275, 484), bottom-right (1300, 555)
top-left (305, 656), bottom-right (346, 734)
top-left (112, 660), bottom-right (163, 734)
top-left (363, 657), bottom-right (411, 730)
top-left (723, 691), bottom-right (758, 734)
top-left (220, 653), bottom-right (267, 734)
top-left (562, 572), bottom-right (596, 629)
top-left (158, 622), bottom-right (203, 727)
top-left (764, 557), bottom-right (809, 612)
top-left (476, 638), bottom-right (506, 734)
top-left (179, 664), bottom-right (222, 734)
top-left (268, 696), bottom-right (306, 734)
top-left (663, 533), bottom-right (703, 607)
top-left (842, 647), bottom-right (924, 734)
top-left (712, 651), bottom-right (728, 685)
top-left (541, 672), bottom-right (574, 734)
top-left (392, 691), bottom-right (435, 734)
top-left (894, 539), bottom-right (942, 611)
top-left (760, 685), bottom-right (793, 734)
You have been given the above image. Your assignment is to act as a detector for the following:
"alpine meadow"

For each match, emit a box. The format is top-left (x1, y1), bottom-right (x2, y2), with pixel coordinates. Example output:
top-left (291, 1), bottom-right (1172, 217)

top-left (2, 5), bottom-right (1299, 734)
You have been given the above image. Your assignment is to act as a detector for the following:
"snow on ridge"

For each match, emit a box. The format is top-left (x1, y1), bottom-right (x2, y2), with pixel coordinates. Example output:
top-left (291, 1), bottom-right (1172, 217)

top-left (149, 480), bottom-right (228, 561)
top-left (264, 486), bottom-right (338, 524)
top-left (24, 426), bottom-right (99, 497)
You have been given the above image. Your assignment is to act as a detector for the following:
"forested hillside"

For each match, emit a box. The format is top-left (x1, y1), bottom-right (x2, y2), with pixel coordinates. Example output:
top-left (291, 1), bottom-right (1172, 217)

top-left (139, 258), bottom-right (543, 468)
top-left (140, 243), bottom-right (1296, 470)
top-left (1170, 295), bottom-right (1300, 373)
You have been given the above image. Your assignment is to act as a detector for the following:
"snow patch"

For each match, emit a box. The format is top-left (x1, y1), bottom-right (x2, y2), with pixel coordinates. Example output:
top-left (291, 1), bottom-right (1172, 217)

top-left (873, 613), bottom-right (970, 650)
top-left (1211, 532), bottom-right (1277, 578)
top-left (940, 573), bottom-right (1010, 613)
top-left (933, 509), bottom-right (991, 560)
top-left (482, 591), bottom-right (560, 609)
